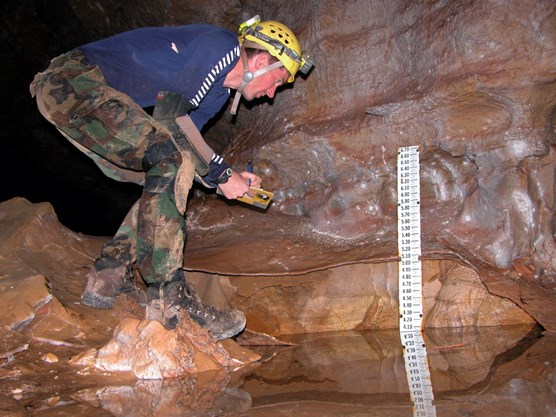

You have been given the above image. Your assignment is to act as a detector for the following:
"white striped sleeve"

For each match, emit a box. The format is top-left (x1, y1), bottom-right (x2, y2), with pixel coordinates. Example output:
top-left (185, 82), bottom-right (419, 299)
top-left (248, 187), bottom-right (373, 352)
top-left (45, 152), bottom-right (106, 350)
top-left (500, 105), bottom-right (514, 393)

top-left (189, 45), bottom-right (240, 107)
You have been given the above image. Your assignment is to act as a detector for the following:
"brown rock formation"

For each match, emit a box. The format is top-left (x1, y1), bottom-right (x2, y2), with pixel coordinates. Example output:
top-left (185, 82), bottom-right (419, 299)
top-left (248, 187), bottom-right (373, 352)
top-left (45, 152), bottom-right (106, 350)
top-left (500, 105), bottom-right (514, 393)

top-left (7, 0), bottom-right (556, 334)
top-left (0, 198), bottom-right (534, 342)
top-left (175, 0), bottom-right (556, 331)
top-left (70, 317), bottom-right (257, 379)
top-left (0, 198), bottom-right (257, 380)
top-left (3, 0), bottom-right (556, 413)
top-left (187, 260), bottom-right (534, 336)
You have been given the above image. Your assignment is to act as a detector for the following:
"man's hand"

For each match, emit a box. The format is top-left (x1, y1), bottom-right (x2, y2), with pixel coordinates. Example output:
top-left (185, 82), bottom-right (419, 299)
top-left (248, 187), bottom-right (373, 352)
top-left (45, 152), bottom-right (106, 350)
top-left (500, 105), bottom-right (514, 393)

top-left (218, 171), bottom-right (262, 199)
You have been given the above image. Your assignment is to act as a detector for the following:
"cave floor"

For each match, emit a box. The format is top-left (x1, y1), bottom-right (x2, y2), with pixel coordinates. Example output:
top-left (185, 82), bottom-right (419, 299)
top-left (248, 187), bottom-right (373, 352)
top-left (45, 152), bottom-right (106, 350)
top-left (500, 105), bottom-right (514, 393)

top-left (1, 323), bottom-right (554, 417)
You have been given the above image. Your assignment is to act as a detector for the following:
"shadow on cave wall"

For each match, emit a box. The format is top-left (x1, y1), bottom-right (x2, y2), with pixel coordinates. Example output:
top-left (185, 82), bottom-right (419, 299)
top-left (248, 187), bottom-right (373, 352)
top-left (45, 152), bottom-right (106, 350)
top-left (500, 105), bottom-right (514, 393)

top-left (1, 0), bottom-right (145, 235)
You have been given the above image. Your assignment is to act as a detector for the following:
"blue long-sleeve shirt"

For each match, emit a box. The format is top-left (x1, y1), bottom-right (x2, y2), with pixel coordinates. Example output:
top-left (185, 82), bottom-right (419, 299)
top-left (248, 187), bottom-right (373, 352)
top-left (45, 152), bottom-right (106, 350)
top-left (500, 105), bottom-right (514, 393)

top-left (78, 24), bottom-right (240, 129)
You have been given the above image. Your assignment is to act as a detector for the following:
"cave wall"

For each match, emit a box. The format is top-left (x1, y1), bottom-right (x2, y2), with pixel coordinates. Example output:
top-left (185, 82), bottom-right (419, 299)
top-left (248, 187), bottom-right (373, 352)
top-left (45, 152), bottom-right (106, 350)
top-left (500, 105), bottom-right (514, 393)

top-left (183, 0), bottom-right (556, 331)
top-left (188, 261), bottom-right (534, 336)
top-left (5, 0), bottom-right (556, 331)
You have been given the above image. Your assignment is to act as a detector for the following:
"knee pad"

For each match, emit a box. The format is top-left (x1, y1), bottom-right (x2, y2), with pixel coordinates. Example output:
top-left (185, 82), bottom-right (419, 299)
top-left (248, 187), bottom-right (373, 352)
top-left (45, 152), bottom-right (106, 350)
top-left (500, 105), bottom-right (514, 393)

top-left (143, 139), bottom-right (178, 171)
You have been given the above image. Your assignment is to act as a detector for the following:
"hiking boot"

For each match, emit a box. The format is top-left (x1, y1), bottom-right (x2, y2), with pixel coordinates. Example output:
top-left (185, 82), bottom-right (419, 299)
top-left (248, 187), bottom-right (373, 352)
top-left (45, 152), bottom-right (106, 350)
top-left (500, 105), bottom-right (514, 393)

top-left (147, 271), bottom-right (246, 340)
top-left (81, 263), bottom-right (143, 309)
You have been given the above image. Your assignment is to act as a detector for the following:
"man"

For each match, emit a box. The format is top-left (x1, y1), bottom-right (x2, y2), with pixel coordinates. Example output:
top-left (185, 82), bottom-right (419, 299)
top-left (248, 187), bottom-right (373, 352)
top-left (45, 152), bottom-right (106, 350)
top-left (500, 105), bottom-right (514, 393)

top-left (30, 16), bottom-right (313, 340)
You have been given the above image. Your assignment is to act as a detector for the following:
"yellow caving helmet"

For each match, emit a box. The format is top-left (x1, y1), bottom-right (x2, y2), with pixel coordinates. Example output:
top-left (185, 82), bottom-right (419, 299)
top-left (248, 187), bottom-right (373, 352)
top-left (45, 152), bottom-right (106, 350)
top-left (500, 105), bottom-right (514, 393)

top-left (238, 16), bottom-right (313, 83)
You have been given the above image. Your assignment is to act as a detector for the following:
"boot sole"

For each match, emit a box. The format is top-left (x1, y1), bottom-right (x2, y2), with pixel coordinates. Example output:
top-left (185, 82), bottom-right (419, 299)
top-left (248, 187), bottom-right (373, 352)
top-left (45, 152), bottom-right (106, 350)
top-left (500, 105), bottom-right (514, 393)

top-left (213, 315), bottom-right (247, 341)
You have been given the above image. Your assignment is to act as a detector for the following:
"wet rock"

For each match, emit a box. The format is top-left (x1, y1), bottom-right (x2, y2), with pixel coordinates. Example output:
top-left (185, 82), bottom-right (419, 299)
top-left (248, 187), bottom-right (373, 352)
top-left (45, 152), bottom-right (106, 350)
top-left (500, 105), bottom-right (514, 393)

top-left (4, 2), bottom-right (555, 336)
top-left (71, 317), bottom-right (230, 378)
top-left (0, 162), bottom-right (537, 345)
top-left (40, 353), bottom-right (59, 363)
top-left (112, 292), bottom-right (146, 322)
top-left (0, 395), bottom-right (27, 417)
top-left (425, 262), bottom-right (533, 327)
top-left (43, 395), bottom-right (61, 407)
top-left (236, 328), bottom-right (297, 346)
top-left (0, 198), bottom-right (116, 345)
top-left (188, 260), bottom-right (534, 336)
top-left (71, 315), bottom-right (259, 379)
top-left (0, 274), bottom-right (52, 331)
top-left (25, 295), bottom-right (87, 348)
top-left (219, 338), bottom-right (261, 364)
top-left (178, 0), bottom-right (556, 332)
top-left (0, 328), bottom-right (29, 361)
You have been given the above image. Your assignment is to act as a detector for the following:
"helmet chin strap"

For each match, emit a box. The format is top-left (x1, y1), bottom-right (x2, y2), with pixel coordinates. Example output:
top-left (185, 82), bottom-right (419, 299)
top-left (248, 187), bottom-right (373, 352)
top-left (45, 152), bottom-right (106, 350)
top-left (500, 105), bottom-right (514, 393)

top-left (229, 46), bottom-right (284, 115)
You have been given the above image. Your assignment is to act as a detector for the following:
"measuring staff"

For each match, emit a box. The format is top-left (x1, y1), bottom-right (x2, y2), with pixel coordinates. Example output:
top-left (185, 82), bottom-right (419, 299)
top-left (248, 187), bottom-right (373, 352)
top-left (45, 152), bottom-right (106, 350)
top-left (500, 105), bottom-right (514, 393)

top-left (397, 146), bottom-right (437, 417)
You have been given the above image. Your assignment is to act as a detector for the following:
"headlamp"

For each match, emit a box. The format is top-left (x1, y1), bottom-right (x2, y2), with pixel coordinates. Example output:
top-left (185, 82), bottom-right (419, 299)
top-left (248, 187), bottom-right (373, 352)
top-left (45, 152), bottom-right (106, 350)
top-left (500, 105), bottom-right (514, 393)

top-left (300, 55), bottom-right (314, 75)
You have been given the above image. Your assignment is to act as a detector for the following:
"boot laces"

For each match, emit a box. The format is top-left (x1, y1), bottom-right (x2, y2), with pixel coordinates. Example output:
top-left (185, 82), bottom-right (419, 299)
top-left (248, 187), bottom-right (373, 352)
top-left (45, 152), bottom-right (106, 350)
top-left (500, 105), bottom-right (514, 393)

top-left (173, 283), bottom-right (219, 322)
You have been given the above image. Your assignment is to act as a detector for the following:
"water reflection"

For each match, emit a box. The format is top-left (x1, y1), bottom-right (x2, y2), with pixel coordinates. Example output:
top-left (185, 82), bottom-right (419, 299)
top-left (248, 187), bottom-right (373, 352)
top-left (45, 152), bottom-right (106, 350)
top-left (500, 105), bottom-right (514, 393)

top-left (63, 324), bottom-right (555, 417)
top-left (400, 331), bottom-right (436, 417)
top-left (72, 371), bottom-right (252, 416)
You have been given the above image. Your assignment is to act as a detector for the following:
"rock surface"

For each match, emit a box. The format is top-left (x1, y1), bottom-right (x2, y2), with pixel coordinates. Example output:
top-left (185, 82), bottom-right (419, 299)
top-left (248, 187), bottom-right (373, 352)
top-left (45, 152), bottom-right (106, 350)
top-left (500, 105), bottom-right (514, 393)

top-left (2, 0), bottom-right (556, 414)
top-left (182, 0), bottom-right (556, 331)
top-left (71, 317), bottom-right (257, 379)
top-left (0, 197), bottom-right (113, 344)
top-left (0, 198), bottom-right (258, 379)
top-left (188, 259), bottom-right (534, 336)
top-left (4, 1), bottom-right (556, 331)
top-left (1, 197), bottom-right (532, 343)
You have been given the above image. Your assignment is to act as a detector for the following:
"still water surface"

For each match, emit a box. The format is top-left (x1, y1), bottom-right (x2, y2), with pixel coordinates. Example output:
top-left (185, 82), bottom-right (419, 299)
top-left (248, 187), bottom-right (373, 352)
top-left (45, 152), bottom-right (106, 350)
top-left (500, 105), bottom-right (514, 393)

top-left (15, 324), bottom-right (556, 416)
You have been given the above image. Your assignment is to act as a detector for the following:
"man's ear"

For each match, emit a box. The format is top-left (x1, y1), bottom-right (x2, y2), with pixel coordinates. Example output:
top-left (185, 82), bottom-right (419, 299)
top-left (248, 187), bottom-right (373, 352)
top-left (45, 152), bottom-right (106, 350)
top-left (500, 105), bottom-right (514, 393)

top-left (254, 52), bottom-right (271, 70)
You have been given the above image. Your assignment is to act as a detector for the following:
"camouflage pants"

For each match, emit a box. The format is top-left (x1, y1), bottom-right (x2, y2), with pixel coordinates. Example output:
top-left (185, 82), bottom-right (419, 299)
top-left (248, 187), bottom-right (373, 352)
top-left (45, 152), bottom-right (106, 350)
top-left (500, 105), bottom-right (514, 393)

top-left (30, 50), bottom-right (194, 284)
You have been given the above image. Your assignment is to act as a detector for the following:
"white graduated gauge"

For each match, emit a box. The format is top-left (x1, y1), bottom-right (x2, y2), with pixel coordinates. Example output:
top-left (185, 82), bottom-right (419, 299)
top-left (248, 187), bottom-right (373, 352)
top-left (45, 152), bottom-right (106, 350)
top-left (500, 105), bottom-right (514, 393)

top-left (397, 146), bottom-right (437, 417)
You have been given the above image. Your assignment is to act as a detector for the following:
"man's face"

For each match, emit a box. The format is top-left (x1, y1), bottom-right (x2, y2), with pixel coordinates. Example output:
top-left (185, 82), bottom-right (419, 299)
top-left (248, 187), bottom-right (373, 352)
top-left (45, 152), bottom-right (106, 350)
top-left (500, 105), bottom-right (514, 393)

top-left (242, 54), bottom-right (290, 101)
